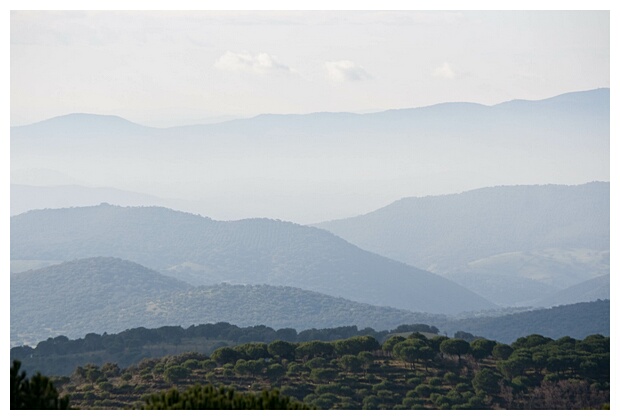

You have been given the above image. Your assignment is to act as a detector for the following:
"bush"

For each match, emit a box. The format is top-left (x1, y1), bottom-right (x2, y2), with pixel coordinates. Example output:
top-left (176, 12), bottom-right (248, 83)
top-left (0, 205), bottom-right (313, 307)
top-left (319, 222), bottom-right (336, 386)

top-left (181, 359), bottom-right (201, 370)
top-left (414, 384), bottom-right (433, 398)
top-left (406, 377), bottom-right (423, 386)
top-left (163, 365), bottom-right (191, 383)
top-left (428, 377), bottom-right (442, 386)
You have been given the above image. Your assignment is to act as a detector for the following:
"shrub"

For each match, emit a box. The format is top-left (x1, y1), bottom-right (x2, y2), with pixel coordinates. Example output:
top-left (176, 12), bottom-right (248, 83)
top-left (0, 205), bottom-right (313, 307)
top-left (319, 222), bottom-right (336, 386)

top-left (163, 365), bottom-right (191, 383)
top-left (428, 377), bottom-right (442, 386)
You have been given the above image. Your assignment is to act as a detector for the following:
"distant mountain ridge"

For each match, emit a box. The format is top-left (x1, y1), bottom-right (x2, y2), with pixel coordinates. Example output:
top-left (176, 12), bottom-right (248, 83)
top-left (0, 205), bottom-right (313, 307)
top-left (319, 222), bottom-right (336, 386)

top-left (10, 88), bottom-right (609, 223)
top-left (535, 274), bottom-right (610, 308)
top-left (9, 183), bottom-right (200, 217)
top-left (316, 182), bottom-right (609, 294)
top-left (12, 88), bottom-right (609, 131)
top-left (10, 204), bottom-right (495, 316)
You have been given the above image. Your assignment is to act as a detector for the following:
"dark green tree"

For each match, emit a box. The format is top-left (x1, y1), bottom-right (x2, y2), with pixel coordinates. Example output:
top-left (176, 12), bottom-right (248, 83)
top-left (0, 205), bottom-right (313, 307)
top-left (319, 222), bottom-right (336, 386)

top-left (295, 341), bottom-right (335, 359)
top-left (11, 360), bottom-right (70, 410)
top-left (470, 338), bottom-right (497, 360)
top-left (211, 347), bottom-right (242, 366)
top-left (492, 343), bottom-right (514, 360)
top-left (268, 340), bottom-right (296, 360)
top-left (382, 336), bottom-right (406, 356)
top-left (472, 368), bottom-right (502, 395)
top-left (440, 339), bottom-right (470, 362)
top-left (334, 336), bottom-right (380, 356)
top-left (140, 384), bottom-right (311, 409)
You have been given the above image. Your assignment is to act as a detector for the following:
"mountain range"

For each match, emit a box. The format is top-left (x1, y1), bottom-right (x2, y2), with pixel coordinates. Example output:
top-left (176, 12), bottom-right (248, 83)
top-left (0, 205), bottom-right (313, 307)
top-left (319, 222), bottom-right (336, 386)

top-left (10, 88), bottom-right (609, 223)
top-left (10, 205), bottom-right (495, 317)
top-left (11, 257), bottom-right (609, 348)
top-left (316, 182), bottom-right (610, 305)
top-left (10, 257), bottom-right (448, 346)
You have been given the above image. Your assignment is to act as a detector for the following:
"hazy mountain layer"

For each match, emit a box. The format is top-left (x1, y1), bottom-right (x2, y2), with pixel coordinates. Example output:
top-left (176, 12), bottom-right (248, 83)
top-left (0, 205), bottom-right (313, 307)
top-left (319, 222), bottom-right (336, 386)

top-left (10, 89), bottom-right (609, 223)
top-left (534, 274), bottom-right (610, 308)
top-left (10, 256), bottom-right (609, 350)
top-left (443, 300), bottom-right (610, 344)
top-left (10, 257), bottom-right (192, 346)
top-left (10, 257), bottom-right (450, 346)
top-left (10, 206), bottom-right (495, 317)
top-left (447, 272), bottom-right (560, 307)
top-left (10, 184), bottom-right (187, 216)
top-left (316, 182), bottom-right (609, 290)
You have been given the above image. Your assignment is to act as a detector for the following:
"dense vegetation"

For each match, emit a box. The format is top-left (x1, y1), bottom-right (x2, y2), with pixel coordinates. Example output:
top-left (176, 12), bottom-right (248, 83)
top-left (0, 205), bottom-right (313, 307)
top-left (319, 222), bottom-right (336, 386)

top-left (11, 256), bottom-right (609, 349)
top-left (11, 257), bottom-right (450, 346)
top-left (12, 322), bottom-right (438, 377)
top-left (441, 300), bottom-right (610, 344)
top-left (10, 204), bottom-right (494, 315)
top-left (30, 331), bottom-right (608, 410)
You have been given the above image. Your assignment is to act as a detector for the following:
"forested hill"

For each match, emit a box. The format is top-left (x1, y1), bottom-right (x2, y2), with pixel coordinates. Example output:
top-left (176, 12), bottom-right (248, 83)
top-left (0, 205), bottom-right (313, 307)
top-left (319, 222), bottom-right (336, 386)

top-left (10, 257), bottom-right (192, 346)
top-left (10, 257), bottom-right (448, 346)
top-left (10, 204), bottom-right (494, 315)
top-left (316, 182), bottom-right (609, 290)
top-left (444, 300), bottom-right (610, 344)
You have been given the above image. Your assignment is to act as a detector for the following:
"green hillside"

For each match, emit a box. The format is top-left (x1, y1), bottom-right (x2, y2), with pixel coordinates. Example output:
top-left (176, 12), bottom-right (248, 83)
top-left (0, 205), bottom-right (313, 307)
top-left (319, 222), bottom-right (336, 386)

top-left (10, 257), bottom-right (447, 346)
top-left (11, 205), bottom-right (494, 315)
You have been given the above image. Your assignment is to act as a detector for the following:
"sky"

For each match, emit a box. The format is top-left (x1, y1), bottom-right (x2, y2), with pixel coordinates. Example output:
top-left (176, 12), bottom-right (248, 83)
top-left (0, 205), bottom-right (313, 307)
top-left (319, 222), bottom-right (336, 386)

top-left (9, 8), bottom-right (611, 127)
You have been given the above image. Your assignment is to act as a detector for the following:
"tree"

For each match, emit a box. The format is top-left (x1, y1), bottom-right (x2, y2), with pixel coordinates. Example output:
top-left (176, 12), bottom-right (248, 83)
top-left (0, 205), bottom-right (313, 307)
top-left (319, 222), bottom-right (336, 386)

top-left (211, 347), bottom-right (242, 366)
top-left (339, 355), bottom-right (362, 372)
top-left (492, 343), bottom-right (514, 360)
top-left (163, 365), bottom-right (191, 383)
top-left (309, 368), bottom-right (338, 383)
top-left (140, 384), bottom-right (311, 409)
top-left (235, 342), bottom-right (269, 360)
top-left (11, 360), bottom-right (70, 410)
top-left (440, 339), bottom-right (470, 362)
top-left (334, 336), bottom-right (380, 356)
top-left (470, 338), bottom-right (497, 360)
top-left (382, 336), bottom-right (406, 356)
top-left (295, 341), bottom-right (335, 360)
top-left (393, 341), bottom-right (421, 370)
top-left (266, 363), bottom-right (286, 382)
top-left (268, 340), bottom-right (296, 360)
top-left (472, 368), bottom-right (502, 395)
top-left (512, 334), bottom-right (553, 350)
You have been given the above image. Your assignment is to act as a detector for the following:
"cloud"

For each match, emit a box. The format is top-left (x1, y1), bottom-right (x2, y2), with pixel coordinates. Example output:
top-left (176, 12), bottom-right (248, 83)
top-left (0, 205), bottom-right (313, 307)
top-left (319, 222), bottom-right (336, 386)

top-left (214, 51), bottom-right (294, 75)
top-left (324, 60), bottom-right (371, 82)
top-left (434, 62), bottom-right (456, 80)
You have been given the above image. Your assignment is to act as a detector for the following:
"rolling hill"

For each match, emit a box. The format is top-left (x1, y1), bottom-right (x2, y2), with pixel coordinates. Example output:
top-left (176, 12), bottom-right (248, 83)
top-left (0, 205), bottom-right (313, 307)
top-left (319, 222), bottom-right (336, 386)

top-left (534, 274), bottom-right (610, 308)
top-left (10, 257), bottom-right (191, 346)
top-left (315, 182), bottom-right (610, 297)
top-left (10, 206), bottom-right (495, 319)
top-left (443, 300), bottom-right (610, 344)
top-left (11, 257), bottom-right (448, 346)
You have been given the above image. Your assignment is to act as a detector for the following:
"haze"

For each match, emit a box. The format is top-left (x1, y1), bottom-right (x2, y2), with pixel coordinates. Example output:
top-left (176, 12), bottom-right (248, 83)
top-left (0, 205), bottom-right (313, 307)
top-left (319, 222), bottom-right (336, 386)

top-left (11, 10), bottom-right (609, 127)
top-left (9, 10), bottom-right (611, 224)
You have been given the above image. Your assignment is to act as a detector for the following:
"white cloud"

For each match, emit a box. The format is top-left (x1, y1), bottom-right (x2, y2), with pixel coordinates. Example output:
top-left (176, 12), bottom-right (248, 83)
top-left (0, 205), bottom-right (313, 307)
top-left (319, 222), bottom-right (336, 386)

top-left (434, 62), bottom-right (456, 80)
top-left (324, 60), bottom-right (371, 82)
top-left (214, 51), bottom-right (294, 75)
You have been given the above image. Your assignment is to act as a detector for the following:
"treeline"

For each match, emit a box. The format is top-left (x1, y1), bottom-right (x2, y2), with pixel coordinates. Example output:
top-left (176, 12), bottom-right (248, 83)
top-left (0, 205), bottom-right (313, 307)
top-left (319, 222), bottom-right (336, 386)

top-left (42, 332), bottom-right (609, 409)
top-left (11, 322), bottom-right (439, 377)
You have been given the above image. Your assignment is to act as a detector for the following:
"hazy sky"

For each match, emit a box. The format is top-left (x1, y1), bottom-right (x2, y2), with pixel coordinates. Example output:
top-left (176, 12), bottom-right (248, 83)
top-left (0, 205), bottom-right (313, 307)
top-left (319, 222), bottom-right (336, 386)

top-left (10, 9), bottom-right (610, 127)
